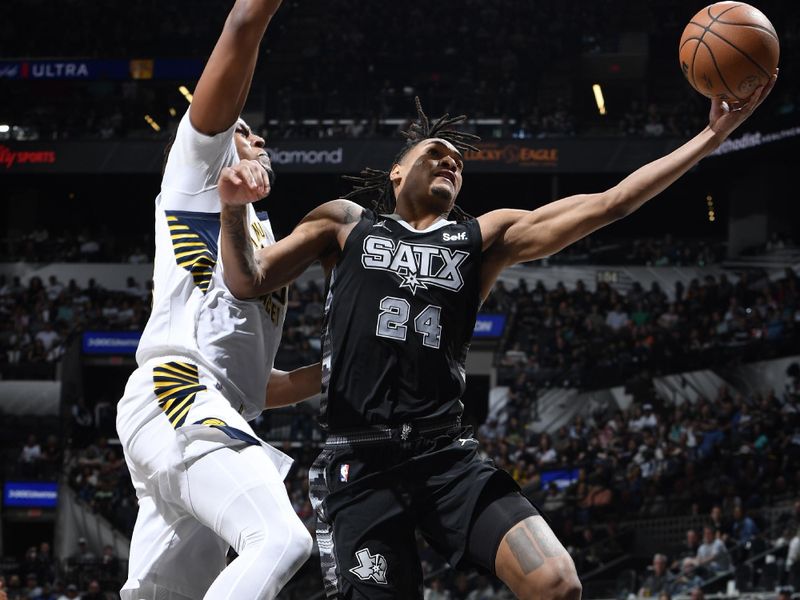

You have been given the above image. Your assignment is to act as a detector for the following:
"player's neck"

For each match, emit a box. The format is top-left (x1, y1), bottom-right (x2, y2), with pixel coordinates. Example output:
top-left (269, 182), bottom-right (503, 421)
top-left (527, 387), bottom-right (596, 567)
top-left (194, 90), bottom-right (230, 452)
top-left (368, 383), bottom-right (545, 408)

top-left (394, 201), bottom-right (449, 231)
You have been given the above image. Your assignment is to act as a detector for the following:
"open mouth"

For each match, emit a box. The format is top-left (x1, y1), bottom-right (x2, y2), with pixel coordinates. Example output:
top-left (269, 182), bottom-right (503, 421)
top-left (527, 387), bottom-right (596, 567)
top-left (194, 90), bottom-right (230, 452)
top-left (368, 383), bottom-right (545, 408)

top-left (435, 171), bottom-right (456, 184)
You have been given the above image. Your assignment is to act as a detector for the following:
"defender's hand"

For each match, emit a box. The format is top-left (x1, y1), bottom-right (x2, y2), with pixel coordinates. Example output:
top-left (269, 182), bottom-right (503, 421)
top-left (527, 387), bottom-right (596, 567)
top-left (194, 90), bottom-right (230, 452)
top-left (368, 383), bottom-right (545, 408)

top-left (219, 159), bottom-right (271, 206)
top-left (709, 70), bottom-right (778, 140)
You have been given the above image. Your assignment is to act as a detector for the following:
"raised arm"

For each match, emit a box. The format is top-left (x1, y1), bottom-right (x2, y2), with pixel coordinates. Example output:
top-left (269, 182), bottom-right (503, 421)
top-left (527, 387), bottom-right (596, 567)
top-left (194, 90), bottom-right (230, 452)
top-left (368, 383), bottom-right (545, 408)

top-left (478, 76), bottom-right (777, 299)
top-left (218, 160), bottom-right (362, 298)
top-left (190, 0), bottom-right (283, 135)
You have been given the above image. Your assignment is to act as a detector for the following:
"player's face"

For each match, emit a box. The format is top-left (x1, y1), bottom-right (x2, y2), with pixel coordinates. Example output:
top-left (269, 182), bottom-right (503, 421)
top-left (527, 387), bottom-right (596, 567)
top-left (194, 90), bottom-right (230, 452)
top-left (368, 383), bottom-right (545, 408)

top-left (394, 139), bottom-right (464, 212)
top-left (234, 119), bottom-right (274, 183)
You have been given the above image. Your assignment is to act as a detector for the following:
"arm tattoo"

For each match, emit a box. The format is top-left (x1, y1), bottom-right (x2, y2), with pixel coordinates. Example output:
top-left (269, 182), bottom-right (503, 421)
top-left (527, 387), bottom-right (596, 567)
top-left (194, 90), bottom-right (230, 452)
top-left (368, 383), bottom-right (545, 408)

top-left (506, 527), bottom-right (544, 575)
top-left (342, 203), bottom-right (358, 224)
top-left (221, 205), bottom-right (261, 281)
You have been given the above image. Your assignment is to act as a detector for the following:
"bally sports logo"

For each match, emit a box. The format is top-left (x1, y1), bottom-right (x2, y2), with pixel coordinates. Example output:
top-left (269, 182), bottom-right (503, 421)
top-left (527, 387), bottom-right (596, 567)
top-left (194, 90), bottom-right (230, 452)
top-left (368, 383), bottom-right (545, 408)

top-left (361, 235), bottom-right (467, 294)
top-left (0, 145), bottom-right (57, 169)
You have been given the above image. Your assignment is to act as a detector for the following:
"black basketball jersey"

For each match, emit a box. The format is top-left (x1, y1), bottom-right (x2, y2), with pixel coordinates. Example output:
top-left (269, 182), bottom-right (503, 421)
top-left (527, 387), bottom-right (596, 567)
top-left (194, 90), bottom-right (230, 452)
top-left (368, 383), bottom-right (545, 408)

top-left (319, 209), bottom-right (483, 431)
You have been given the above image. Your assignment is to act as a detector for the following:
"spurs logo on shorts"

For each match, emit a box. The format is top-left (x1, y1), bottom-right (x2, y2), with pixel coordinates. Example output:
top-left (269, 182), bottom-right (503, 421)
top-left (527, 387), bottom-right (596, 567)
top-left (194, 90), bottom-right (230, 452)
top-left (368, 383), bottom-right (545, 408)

top-left (153, 362), bottom-right (206, 428)
top-left (349, 548), bottom-right (388, 584)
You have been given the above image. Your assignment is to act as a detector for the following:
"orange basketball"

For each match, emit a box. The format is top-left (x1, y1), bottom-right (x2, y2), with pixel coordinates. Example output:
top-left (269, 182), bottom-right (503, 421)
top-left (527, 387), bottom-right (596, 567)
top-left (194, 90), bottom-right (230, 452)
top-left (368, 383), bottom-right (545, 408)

top-left (679, 2), bottom-right (779, 102)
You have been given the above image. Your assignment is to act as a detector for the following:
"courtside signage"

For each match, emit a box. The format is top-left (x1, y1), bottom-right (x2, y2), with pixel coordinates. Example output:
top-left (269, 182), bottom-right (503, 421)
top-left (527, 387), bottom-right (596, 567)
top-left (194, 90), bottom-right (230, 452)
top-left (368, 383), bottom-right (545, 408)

top-left (472, 314), bottom-right (506, 339)
top-left (3, 482), bottom-right (58, 508)
top-left (82, 331), bottom-right (141, 355)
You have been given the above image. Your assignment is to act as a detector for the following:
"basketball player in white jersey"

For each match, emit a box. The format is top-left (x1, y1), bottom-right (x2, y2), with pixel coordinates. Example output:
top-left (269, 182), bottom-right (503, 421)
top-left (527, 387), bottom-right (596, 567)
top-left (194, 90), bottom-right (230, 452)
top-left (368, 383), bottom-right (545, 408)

top-left (115, 1), bottom-right (315, 599)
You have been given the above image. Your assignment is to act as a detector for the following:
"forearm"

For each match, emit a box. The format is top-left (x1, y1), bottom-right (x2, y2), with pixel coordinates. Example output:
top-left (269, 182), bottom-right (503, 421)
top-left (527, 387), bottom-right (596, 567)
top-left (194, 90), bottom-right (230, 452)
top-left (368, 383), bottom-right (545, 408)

top-left (220, 203), bottom-right (262, 299)
top-left (610, 126), bottom-right (721, 218)
top-left (265, 363), bottom-right (322, 408)
top-left (191, 0), bottom-right (282, 135)
top-left (226, 0), bottom-right (278, 39)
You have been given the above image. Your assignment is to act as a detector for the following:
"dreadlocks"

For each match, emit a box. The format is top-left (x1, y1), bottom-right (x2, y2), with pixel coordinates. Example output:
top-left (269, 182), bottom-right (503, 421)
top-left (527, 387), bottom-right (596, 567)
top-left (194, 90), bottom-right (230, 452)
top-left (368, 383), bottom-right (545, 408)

top-left (343, 97), bottom-right (481, 223)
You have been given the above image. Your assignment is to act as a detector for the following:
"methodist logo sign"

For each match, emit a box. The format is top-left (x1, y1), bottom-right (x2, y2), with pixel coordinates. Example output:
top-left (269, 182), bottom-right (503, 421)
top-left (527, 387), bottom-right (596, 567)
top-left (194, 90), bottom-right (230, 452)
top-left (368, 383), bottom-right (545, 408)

top-left (82, 331), bottom-right (141, 355)
top-left (472, 314), bottom-right (507, 339)
top-left (3, 482), bottom-right (58, 508)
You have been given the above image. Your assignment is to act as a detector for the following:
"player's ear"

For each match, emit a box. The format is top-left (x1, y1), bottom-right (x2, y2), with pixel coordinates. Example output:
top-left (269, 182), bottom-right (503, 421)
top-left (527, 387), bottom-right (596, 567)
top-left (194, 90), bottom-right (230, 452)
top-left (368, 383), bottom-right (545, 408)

top-left (390, 164), bottom-right (403, 185)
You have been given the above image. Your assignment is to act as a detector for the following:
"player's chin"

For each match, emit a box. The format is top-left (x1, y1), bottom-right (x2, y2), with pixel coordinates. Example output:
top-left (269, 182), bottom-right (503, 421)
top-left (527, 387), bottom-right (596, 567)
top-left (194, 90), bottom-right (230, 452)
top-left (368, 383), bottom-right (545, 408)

top-left (430, 183), bottom-right (455, 203)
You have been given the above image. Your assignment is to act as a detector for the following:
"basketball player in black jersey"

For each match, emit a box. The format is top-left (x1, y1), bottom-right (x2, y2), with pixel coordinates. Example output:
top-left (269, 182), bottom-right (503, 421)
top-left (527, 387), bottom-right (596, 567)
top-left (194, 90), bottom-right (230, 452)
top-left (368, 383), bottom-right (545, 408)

top-left (217, 76), bottom-right (775, 598)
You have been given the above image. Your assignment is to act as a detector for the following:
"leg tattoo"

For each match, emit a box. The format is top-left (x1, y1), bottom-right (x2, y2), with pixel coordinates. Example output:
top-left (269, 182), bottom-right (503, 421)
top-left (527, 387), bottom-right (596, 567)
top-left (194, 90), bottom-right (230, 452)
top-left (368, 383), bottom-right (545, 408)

top-left (524, 518), bottom-right (565, 558)
top-left (506, 527), bottom-right (544, 574)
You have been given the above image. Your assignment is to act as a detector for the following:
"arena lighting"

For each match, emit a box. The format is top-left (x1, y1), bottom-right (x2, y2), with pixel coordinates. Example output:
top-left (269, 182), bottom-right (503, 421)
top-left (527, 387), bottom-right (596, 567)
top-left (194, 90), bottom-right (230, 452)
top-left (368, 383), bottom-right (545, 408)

top-left (0, 124), bottom-right (9, 133)
top-left (144, 115), bottom-right (161, 132)
top-left (707, 194), bottom-right (716, 222)
top-left (169, 107), bottom-right (177, 117)
top-left (178, 85), bottom-right (193, 103)
top-left (592, 83), bottom-right (607, 115)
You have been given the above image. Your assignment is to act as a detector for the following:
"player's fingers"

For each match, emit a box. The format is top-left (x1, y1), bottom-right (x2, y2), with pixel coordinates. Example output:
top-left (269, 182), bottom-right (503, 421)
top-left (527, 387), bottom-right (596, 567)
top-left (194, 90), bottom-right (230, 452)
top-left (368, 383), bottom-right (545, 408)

top-left (749, 72), bottom-right (778, 110)
top-left (243, 161), bottom-right (260, 190)
top-left (221, 167), bottom-right (243, 186)
top-left (760, 71), bottom-right (778, 102)
top-left (247, 160), bottom-right (269, 195)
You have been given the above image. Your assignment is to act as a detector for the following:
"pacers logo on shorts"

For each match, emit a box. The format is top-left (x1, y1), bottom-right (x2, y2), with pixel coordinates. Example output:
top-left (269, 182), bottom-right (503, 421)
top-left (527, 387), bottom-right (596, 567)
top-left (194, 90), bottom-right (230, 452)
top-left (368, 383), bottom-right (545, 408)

top-left (153, 362), bottom-right (207, 428)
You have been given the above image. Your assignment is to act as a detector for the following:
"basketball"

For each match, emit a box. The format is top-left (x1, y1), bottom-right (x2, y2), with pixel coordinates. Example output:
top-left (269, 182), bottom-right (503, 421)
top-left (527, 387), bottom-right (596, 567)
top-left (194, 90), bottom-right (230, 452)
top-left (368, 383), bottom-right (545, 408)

top-left (679, 1), bottom-right (779, 102)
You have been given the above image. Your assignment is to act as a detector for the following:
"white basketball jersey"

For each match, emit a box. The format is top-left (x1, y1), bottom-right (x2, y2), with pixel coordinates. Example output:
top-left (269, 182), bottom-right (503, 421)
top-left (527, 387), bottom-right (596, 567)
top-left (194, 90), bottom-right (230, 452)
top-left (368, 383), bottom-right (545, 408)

top-left (136, 109), bottom-right (286, 420)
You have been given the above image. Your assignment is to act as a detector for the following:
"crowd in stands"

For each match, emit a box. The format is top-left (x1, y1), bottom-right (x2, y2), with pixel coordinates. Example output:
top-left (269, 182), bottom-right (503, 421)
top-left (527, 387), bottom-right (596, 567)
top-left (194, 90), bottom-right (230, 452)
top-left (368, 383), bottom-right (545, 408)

top-left (0, 274), bottom-right (151, 379)
top-left (2, 226), bottom-right (731, 267)
top-left (1, 229), bottom-right (153, 264)
top-left (490, 268), bottom-right (800, 389)
top-left (545, 235), bottom-right (726, 267)
top-left (3, 246), bottom-right (799, 598)
top-left (0, 540), bottom-right (122, 600)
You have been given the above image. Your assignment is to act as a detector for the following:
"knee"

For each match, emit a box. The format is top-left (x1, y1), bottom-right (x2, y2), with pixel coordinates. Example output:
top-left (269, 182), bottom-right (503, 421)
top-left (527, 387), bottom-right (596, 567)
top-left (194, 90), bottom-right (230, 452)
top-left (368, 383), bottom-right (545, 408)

top-left (518, 562), bottom-right (582, 600)
top-left (554, 569), bottom-right (582, 600)
top-left (286, 520), bottom-right (313, 567)
top-left (240, 516), bottom-right (312, 571)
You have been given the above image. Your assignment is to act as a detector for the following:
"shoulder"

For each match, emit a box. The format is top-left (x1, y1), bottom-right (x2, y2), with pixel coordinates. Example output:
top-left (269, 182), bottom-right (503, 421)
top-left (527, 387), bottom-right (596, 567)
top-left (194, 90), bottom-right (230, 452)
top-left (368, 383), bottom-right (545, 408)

top-left (302, 199), bottom-right (366, 226)
top-left (166, 109), bottom-right (237, 170)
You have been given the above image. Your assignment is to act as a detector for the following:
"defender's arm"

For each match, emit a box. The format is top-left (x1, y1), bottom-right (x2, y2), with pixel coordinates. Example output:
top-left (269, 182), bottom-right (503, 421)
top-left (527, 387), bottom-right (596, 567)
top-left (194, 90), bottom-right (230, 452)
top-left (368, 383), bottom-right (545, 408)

top-left (265, 363), bottom-right (322, 408)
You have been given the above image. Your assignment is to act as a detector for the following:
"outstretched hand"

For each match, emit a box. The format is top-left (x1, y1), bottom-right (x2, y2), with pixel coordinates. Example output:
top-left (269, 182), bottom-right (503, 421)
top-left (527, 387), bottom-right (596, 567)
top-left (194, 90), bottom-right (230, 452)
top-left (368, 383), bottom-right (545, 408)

top-left (708, 70), bottom-right (778, 140)
top-left (219, 159), bottom-right (271, 206)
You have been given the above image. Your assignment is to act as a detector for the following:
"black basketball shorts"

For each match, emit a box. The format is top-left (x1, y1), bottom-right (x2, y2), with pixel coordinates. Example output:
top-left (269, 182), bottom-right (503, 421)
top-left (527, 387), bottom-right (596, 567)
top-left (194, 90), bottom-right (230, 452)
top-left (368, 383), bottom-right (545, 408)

top-left (308, 427), bottom-right (538, 599)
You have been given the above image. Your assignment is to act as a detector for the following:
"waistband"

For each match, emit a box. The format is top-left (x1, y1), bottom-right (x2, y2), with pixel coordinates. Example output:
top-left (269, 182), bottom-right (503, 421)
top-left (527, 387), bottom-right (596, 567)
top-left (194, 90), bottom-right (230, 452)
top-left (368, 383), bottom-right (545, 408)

top-left (324, 416), bottom-right (462, 446)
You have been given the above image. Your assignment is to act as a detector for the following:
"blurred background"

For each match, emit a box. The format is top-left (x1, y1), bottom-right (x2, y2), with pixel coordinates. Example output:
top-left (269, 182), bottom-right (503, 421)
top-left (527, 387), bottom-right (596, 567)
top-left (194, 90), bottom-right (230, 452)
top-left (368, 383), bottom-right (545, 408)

top-left (1, 1), bottom-right (799, 598)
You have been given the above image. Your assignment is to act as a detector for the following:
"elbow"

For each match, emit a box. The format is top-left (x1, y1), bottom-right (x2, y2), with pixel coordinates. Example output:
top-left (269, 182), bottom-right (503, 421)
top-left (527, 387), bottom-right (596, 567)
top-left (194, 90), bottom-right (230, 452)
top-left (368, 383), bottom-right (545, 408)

top-left (224, 273), bottom-right (259, 301)
top-left (227, 0), bottom-right (275, 33)
top-left (601, 187), bottom-right (633, 221)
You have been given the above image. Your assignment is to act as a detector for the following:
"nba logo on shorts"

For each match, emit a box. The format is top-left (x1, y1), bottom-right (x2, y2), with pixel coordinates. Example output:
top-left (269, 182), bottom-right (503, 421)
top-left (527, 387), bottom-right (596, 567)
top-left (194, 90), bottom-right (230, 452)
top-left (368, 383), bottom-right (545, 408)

top-left (339, 463), bottom-right (350, 482)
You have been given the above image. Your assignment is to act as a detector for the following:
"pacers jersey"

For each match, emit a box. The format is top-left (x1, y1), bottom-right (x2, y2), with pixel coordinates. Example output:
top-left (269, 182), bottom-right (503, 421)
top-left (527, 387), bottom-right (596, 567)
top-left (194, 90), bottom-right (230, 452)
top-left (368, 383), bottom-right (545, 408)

top-left (134, 109), bottom-right (287, 422)
top-left (320, 209), bottom-right (482, 431)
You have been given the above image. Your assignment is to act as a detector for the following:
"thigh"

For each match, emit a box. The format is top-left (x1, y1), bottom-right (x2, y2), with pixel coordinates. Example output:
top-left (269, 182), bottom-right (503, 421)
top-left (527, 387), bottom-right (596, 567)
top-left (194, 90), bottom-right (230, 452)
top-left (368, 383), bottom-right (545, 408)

top-left (122, 493), bottom-right (227, 600)
top-left (310, 447), bottom-right (423, 600)
top-left (183, 444), bottom-right (304, 556)
top-left (416, 434), bottom-right (521, 570)
top-left (495, 515), bottom-right (580, 599)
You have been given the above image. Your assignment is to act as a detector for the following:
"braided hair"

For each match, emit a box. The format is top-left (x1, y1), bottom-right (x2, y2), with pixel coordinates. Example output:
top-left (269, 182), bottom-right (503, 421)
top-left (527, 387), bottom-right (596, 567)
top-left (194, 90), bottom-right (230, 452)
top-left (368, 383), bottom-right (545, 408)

top-left (343, 97), bottom-right (481, 222)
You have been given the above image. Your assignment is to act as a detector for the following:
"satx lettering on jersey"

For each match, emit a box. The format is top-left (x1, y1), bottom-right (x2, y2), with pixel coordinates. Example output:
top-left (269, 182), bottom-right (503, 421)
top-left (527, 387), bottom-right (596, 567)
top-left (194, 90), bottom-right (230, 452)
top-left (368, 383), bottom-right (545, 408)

top-left (361, 235), bottom-right (468, 294)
